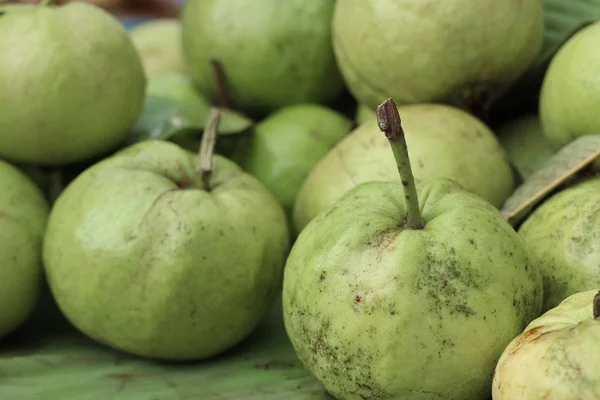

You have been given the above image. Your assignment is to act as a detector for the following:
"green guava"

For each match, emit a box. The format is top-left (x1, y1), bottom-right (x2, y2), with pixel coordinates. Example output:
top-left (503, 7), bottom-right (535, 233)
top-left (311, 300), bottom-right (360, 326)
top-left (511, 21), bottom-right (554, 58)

top-left (0, 160), bottom-right (50, 339)
top-left (181, 0), bottom-right (345, 116)
top-left (0, 1), bottom-right (146, 166)
top-left (495, 114), bottom-right (555, 180)
top-left (130, 18), bottom-right (186, 78)
top-left (332, 0), bottom-right (544, 111)
top-left (283, 99), bottom-right (542, 399)
top-left (518, 177), bottom-right (600, 312)
top-left (293, 103), bottom-right (515, 233)
top-left (241, 104), bottom-right (352, 217)
top-left (43, 140), bottom-right (290, 361)
top-left (493, 289), bottom-right (600, 399)
top-left (540, 21), bottom-right (600, 149)
top-left (355, 103), bottom-right (376, 125)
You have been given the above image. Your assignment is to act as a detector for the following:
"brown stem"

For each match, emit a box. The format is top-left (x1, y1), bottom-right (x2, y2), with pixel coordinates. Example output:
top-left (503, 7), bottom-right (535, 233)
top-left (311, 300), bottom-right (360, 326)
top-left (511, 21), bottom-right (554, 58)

top-left (377, 98), bottom-right (424, 230)
top-left (594, 290), bottom-right (600, 320)
top-left (197, 108), bottom-right (221, 190)
top-left (210, 59), bottom-right (231, 109)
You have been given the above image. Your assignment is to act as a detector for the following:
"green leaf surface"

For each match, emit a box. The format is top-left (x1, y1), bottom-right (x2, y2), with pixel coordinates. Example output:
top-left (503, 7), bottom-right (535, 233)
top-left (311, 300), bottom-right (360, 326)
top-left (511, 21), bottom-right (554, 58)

top-left (0, 301), bottom-right (330, 400)
top-left (501, 135), bottom-right (600, 226)
top-left (129, 95), bottom-right (253, 145)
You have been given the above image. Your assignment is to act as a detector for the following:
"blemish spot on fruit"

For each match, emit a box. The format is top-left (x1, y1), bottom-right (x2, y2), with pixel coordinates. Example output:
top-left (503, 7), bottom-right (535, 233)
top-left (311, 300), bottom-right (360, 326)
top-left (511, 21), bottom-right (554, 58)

top-left (355, 295), bottom-right (362, 303)
top-left (320, 271), bottom-right (326, 281)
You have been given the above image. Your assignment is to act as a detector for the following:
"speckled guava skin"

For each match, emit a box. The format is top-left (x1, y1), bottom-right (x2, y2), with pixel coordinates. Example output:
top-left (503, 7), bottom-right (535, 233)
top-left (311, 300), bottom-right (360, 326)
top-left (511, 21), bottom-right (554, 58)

top-left (540, 21), bottom-right (600, 149)
top-left (43, 140), bottom-right (290, 361)
top-left (241, 104), bottom-right (352, 216)
top-left (518, 177), bottom-right (600, 312)
top-left (332, 0), bottom-right (544, 110)
top-left (293, 103), bottom-right (514, 233)
top-left (283, 178), bottom-right (543, 400)
top-left (0, 2), bottom-right (146, 166)
top-left (130, 19), bottom-right (186, 77)
top-left (0, 160), bottom-right (50, 339)
top-left (181, 0), bottom-right (344, 116)
top-left (493, 289), bottom-right (600, 399)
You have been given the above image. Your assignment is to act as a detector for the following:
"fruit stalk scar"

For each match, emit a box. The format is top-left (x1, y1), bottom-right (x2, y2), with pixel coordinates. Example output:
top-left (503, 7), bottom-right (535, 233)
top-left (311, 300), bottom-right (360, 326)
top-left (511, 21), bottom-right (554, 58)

top-left (376, 97), bottom-right (424, 230)
top-left (594, 290), bottom-right (600, 320)
top-left (197, 108), bottom-right (221, 190)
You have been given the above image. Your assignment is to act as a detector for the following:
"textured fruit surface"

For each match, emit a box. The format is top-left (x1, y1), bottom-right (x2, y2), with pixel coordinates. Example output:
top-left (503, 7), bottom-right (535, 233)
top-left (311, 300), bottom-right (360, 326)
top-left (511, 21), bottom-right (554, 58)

top-left (519, 177), bottom-right (600, 311)
top-left (0, 2), bottom-right (146, 166)
top-left (43, 141), bottom-right (289, 361)
top-left (284, 178), bottom-right (542, 399)
top-left (540, 21), bottom-right (600, 149)
top-left (493, 289), bottom-right (600, 400)
top-left (332, 0), bottom-right (544, 110)
top-left (0, 160), bottom-right (50, 339)
top-left (181, 0), bottom-right (344, 116)
top-left (293, 104), bottom-right (514, 233)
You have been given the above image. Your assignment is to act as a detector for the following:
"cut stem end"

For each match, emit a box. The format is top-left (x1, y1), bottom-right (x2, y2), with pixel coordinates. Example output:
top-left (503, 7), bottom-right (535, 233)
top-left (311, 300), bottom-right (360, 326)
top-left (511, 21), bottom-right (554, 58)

top-left (377, 98), bottom-right (424, 230)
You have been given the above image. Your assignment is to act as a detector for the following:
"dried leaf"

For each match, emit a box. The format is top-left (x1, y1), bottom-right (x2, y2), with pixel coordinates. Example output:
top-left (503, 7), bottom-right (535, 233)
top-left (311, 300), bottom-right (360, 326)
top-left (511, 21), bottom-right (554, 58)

top-left (502, 135), bottom-right (600, 226)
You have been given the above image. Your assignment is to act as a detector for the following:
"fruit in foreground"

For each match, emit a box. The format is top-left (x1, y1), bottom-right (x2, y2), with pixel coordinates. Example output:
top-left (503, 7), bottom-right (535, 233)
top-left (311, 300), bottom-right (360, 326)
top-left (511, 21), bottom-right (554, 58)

top-left (283, 98), bottom-right (542, 399)
top-left (495, 114), bottom-right (555, 180)
top-left (492, 289), bottom-right (600, 399)
top-left (332, 0), bottom-right (544, 112)
top-left (293, 103), bottom-right (514, 233)
top-left (540, 21), bottom-right (600, 149)
top-left (43, 115), bottom-right (289, 361)
top-left (130, 18), bottom-right (186, 77)
top-left (181, 0), bottom-right (344, 116)
top-left (0, 1), bottom-right (146, 166)
top-left (518, 177), bottom-right (600, 311)
top-left (0, 160), bottom-right (50, 339)
top-left (241, 104), bottom-right (352, 216)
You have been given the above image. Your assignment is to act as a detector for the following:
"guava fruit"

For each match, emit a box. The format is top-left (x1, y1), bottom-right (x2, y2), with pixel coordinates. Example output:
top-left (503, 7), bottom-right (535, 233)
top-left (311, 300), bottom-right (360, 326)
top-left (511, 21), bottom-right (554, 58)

top-left (332, 0), bottom-right (544, 112)
top-left (282, 98), bottom-right (543, 400)
top-left (0, 1), bottom-right (146, 166)
top-left (130, 18), bottom-right (186, 78)
top-left (355, 103), bottom-right (376, 125)
top-left (492, 289), bottom-right (600, 399)
top-left (293, 103), bottom-right (515, 233)
top-left (518, 177), bottom-right (600, 312)
top-left (241, 104), bottom-right (352, 217)
top-left (495, 114), bottom-right (555, 180)
top-left (0, 160), bottom-right (50, 339)
top-left (43, 126), bottom-right (290, 360)
top-left (145, 73), bottom-right (211, 110)
top-left (181, 0), bottom-right (345, 116)
top-left (540, 21), bottom-right (600, 149)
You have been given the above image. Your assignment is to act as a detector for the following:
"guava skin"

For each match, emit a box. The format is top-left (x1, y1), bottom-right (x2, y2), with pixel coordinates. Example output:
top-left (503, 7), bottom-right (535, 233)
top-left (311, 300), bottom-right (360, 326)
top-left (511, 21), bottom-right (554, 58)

top-left (332, 0), bottom-right (544, 110)
top-left (283, 178), bottom-right (543, 400)
top-left (492, 289), bottom-right (600, 399)
top-left (293, 104), bottom-right (514, 233)
top-left (181, 0), bottom-right (345, 116)
top-left (518, 177), bottom-right (600, 312)
top-left (0, 160), bottom-right (50, 339)
top-left (540, 21), bottom-right (600, 149)
top-left (355, 103), bottom-right (376, 125)
top-left (241, 104), bottom-right (352, 216)
top-left (495, 114), bottom-right (555, 180)
top-left (130, 19), bottom-right (186, 78)
top-left (43, 140), bottom-right (290, 361)
top-left (0, 2), bottom-right (146, 166)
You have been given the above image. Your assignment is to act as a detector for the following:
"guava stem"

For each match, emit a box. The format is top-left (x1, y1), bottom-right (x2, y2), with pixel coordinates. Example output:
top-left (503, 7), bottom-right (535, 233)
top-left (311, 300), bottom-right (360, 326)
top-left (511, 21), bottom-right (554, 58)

top-left (40, 0), bottom-right (55, 6)
top-left (376, 98), bottom-right (424, 230)
top-left (210, 59), bottom-right (231, 109)
top-left (197, 108), bottom-right (221, 190)
top-left (594, 290), bottom-right (600, 320)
